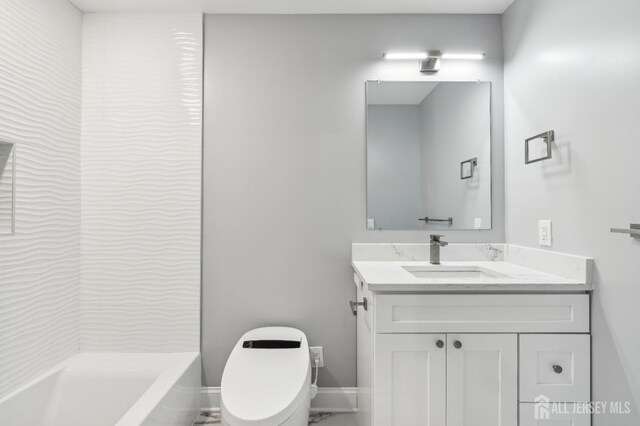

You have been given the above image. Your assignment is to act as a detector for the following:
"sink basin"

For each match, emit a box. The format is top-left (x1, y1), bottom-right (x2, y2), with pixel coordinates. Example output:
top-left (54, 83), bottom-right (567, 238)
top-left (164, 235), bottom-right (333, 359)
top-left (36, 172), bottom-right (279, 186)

top-left (402, 265), bottom-right (505, 279)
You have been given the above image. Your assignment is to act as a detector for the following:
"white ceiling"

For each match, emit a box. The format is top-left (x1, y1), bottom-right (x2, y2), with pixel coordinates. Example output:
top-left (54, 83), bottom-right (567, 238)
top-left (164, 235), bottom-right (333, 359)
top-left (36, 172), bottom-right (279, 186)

top-left (69, 0), bottom-right (513, 14)
top-left (367, 82), bottom-right (439, 105)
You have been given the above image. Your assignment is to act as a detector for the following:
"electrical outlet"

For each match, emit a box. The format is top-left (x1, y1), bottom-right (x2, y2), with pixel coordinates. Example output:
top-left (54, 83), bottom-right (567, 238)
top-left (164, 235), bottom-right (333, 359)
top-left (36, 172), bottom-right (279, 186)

top-left (367, 218), bottom-right (375, 230)
top-left (474, 217), bottom-right (482, 229)
top-left (310, 347), bottom-right (324, 368)
top-left (538, 220), bottom-right (552, 246)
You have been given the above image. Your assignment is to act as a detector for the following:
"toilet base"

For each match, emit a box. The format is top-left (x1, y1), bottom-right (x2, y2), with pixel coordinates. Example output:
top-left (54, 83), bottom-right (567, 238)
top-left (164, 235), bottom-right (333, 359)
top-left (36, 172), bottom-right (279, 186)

top-left (279, 400), bottom-right (309, 426)
top-left (221, 393), bottom-right (310, 426)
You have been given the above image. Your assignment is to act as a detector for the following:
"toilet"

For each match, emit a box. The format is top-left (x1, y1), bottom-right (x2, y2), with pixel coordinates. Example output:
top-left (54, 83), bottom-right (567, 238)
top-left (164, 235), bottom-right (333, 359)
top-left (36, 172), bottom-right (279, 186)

top-left (221, 327), bottom-right (313, 426)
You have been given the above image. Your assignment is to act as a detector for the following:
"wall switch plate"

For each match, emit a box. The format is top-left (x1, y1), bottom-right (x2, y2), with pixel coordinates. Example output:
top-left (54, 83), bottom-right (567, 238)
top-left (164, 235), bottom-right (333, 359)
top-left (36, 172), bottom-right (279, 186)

top-left (310, 346), bottom-right (324, 367)
top-left (538, 220), bottom-right (552, 246)
top-left (367, 218), bottom-right (375, 230)
top-left (474, 218), bottom-right (482, 229)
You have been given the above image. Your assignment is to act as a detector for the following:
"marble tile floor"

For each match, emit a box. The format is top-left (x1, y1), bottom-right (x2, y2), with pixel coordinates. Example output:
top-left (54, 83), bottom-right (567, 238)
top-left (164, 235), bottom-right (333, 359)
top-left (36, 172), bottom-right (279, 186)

top-left (193, 411), bottom-right (357, 425)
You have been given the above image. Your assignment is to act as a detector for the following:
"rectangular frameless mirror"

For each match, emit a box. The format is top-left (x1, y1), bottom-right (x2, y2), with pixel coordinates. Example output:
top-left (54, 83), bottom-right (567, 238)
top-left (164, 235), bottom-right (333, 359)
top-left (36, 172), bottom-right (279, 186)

top-left (0, 141), bottom-right (15, 235)
top-left (366, 81), bottom-right (491, 230)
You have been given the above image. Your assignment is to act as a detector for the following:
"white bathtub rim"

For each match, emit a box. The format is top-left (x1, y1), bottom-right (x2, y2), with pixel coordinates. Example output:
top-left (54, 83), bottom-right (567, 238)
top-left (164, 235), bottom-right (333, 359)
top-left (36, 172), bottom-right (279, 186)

top-left (0, 357), bottom-right (68, 406)
top-left (115, 352), bottom-right (200, 426)
top-left (0, 352), bottom-right (201, 426)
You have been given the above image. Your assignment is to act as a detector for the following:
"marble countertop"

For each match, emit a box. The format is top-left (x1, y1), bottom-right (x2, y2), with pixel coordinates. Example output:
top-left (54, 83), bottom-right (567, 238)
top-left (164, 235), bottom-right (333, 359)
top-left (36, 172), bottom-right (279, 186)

top-left (351, 244), bottom-right (593, 293)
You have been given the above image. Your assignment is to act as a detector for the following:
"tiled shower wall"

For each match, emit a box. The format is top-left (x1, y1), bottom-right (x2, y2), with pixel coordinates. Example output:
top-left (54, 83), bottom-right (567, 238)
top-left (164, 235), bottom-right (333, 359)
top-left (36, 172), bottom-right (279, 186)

top-left (0, 6), bottom-right (202, 397)
top-left (80, 14), bottom-right (202, 351)
top-left (0, 0), bottom-right (82, 398)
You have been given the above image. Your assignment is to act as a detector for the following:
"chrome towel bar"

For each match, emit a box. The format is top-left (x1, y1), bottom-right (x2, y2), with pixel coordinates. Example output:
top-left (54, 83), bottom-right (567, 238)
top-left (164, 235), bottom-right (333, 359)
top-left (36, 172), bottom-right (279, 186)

top-left (419, 217), bottom-right (453, 225)
top-left (610, 224), bottom-right (640, 238)
top-left (525, 130), bottom-right (554, 164)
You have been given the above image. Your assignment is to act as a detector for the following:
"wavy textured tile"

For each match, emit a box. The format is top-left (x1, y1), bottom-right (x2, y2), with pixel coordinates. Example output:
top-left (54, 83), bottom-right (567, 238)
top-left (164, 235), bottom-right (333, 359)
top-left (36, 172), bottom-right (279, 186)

top-left (80, 14), bottom-right (202, 352)
top-left (0, 0), bottom-right (82, 399)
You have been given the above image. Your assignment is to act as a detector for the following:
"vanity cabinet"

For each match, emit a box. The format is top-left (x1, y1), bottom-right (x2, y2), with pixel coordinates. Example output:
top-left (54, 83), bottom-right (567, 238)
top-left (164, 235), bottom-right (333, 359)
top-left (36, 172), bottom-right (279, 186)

top-left (354, 276), bottom-right (592, 426)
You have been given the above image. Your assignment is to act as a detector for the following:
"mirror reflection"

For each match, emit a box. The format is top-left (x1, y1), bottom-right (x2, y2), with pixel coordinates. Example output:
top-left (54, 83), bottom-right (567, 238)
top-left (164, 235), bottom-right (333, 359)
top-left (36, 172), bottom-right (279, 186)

top-left (366, 81), bottom-right (492, 230)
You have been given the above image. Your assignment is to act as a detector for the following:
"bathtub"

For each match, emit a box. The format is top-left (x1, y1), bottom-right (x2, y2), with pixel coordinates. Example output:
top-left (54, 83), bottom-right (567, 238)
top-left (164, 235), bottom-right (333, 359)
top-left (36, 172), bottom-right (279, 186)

top-left (0, 352), bottom-right (201, 426)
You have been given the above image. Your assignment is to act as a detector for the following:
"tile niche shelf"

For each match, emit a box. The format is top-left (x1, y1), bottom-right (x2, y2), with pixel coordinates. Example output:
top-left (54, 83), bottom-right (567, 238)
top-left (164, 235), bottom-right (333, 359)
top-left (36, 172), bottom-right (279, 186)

top-left (0, 140), bottom-right (15, 235)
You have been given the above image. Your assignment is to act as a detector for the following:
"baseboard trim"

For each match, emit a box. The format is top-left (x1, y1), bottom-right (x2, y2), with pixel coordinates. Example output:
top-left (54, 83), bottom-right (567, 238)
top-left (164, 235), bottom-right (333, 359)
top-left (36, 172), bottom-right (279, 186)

top-left (311, 387), bottom-right (358, 413)
top-left (200, 387), bottom-right (221, 412)
top-left (200, 387), bottom-right (357, 413)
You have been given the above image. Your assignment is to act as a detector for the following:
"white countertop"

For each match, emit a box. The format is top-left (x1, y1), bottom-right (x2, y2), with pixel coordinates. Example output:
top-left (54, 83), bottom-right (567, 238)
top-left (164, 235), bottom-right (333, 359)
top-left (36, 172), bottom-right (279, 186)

top-left (351, 244), bottom-right (593, 293)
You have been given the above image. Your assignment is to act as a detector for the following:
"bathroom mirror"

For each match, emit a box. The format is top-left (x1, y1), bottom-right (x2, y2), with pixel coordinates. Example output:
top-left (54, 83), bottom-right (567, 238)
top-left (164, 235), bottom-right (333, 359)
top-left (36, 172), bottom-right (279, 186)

top-left (0, 141), bottom-right (15, 235)
top-left (366, 81), bottom-right (491, 230)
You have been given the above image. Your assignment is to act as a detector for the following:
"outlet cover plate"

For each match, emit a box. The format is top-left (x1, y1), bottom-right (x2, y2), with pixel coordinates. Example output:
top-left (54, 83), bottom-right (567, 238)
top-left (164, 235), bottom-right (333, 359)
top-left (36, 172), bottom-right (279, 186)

top-left (310, 346), bottom-right (324, 368)
top-left (538, 220), bottom-right (552, 246)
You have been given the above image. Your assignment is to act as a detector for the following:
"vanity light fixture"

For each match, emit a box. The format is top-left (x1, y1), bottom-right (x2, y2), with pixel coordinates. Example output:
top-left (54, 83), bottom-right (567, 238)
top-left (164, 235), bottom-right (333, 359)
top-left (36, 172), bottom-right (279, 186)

top-left (382, 50), bottom-right (485, 73)
top-left (381, 52), bottom-right (429, 60)
top-left (440, 53), bottom-right (486, 60)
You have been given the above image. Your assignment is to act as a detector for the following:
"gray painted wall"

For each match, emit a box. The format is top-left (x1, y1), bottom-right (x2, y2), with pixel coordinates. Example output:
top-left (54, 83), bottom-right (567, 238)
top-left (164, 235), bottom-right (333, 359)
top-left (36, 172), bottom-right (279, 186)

top-left (367, 105), bottom-right (421, 230)
top-left (420, 83), bottom-right (491, 229)
top-left (503, 0), bottom-right (640, 423)
top-left (202, 14), bottom-right (504, 387)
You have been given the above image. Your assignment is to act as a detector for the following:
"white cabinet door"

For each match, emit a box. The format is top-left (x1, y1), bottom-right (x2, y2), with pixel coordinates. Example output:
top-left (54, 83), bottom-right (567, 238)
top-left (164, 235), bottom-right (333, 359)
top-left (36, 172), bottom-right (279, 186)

top-left (446, 334), bottom-right (518, 426)
top-left (374, 334), bottom-right (446, 426)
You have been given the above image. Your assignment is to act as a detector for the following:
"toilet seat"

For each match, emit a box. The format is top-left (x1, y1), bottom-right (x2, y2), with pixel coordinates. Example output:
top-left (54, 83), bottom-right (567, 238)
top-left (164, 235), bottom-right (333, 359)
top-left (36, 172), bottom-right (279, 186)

top-left (221, 327), bottom-right (311, 426)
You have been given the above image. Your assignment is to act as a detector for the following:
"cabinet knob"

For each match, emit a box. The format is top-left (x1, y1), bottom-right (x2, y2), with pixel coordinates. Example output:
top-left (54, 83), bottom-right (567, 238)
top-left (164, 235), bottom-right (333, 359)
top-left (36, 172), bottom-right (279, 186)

top-left (453, 340), bottom-right (462, 349)
top-left (436, 339), bottom-right (444, 348)
top-left (552, 364), bottom-right (563, 374)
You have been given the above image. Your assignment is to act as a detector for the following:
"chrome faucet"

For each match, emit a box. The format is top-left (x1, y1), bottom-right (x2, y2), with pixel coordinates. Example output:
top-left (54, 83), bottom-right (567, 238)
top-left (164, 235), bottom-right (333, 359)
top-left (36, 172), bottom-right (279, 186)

top-left (429, 234), bottom-right (448, 265)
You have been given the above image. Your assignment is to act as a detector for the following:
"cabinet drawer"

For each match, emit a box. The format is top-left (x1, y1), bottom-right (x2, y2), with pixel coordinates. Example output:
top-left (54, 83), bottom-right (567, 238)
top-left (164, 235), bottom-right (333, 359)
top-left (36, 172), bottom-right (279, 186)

top-left (520, 334), bottom-right (591, 402)
top-left (375, 294), bottom-right (589, 333)
top-left (519, 403), bottom-right (591, 426)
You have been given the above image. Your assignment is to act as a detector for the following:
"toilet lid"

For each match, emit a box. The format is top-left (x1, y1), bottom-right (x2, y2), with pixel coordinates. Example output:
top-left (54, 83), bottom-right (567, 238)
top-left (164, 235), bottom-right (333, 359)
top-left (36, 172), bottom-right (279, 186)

top-left (221, 327), bottom-right (310, 426)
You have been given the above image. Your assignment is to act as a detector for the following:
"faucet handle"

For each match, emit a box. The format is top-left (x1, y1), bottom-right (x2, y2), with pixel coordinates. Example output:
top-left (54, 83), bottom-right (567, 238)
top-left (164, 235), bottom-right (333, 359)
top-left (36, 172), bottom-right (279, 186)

top-left (430, 234), bottom-right (445, 241)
